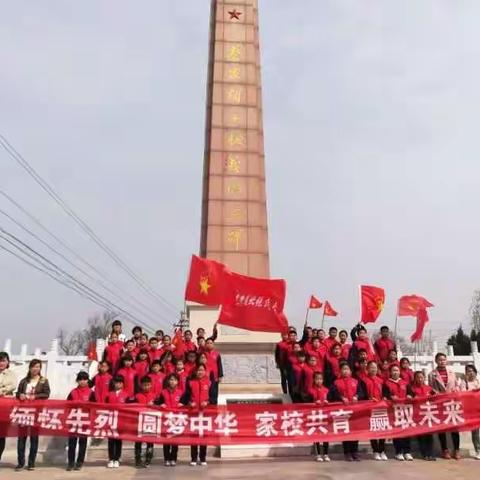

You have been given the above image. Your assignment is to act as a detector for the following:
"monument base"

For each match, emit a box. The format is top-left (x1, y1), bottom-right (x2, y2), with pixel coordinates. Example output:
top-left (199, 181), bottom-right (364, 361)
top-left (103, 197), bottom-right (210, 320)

top-left (217, 392), bottom-right (311, 458)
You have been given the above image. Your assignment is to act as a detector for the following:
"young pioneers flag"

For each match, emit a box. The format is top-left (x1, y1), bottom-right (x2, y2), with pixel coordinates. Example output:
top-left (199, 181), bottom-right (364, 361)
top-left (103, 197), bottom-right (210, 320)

top-left (309, 295), bottom-right (323, 309)
top-left (184, 255), bottom-right (227, 306)
top-left (397, 295), bottom-right (434, 316)
top-left (218, 272), bottom-right (288, 333)
top-left (360, 285), bottom-right (385, 323)
top-left (324, 301), bottom-right (338, 317)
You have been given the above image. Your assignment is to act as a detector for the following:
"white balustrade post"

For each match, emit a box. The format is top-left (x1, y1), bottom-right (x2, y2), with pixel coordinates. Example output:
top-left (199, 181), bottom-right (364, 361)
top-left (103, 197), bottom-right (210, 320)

top-left (471, 341), bottom-right (480, 372)
top-left (447, 345), bottom-right (454, 357)
top-left (96, 338), bottom-right (105, 363)
top-left (45, 338), bottom-right (59, 398)
top-left (3, 339), bottom-right (12, 355)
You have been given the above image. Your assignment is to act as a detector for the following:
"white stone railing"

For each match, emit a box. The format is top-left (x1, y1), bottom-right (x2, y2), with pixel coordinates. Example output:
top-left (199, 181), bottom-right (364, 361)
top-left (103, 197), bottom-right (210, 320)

top-left (1, 338), bottom-right (106, 399)
top-left (2, 338), bottom-right (479, 395)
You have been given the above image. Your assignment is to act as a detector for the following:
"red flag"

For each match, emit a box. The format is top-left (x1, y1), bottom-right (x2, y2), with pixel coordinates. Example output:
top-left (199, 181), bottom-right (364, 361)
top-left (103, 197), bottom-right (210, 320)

top-left (411, 307), bottom-right (429, 342)
top-left (309, 295), bottom-right (323, 309)
top-left (324, 301), bottom-right (338, 317)
top-left (184, 255), bottom-right (227, 306)
top-left (398, 295), bottom-right (434, 316)
top-left (360, 285), bottom-right (385, 323)
top-left (87, 342), bottom-right (97, 361)
top-left (218, 272), bottom-right (288, 333)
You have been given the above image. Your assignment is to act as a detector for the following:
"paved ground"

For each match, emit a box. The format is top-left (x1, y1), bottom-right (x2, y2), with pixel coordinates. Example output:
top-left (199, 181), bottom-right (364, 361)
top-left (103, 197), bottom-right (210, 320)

top-left (1, 457), bottom-right (480, 480)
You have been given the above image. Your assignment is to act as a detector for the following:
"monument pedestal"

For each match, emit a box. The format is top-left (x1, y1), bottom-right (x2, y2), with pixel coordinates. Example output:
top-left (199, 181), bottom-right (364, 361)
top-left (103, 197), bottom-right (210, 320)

top-left (187, 303), bottom-right (312, 458)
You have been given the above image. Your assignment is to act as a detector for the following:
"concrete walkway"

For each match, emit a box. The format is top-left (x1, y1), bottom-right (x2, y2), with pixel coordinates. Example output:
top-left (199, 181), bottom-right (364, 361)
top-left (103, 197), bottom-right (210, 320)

top-left (1, 457), bottom-right (479, 480)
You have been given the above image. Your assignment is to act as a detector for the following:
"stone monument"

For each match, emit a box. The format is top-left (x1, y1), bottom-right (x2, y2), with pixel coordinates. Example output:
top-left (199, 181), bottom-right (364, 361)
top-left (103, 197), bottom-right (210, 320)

top-left (188, 0), bottom-right (280, 354)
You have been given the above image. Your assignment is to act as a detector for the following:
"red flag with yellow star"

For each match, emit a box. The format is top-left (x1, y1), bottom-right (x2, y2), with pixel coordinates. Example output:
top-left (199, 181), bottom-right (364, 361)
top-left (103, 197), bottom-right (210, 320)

top-left (184, 255), bottom-right (227, 306)
top-left (360, 285), bottom-right (385, 323)
top-left (397, 295), bottom-right (433, 316)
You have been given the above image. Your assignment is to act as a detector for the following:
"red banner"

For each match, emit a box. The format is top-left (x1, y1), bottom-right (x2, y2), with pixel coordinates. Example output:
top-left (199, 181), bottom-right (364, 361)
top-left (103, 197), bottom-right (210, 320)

top-left (218, 272), bottom-right (287, 333)
top-left (1, 392), bottom-right (479, 445)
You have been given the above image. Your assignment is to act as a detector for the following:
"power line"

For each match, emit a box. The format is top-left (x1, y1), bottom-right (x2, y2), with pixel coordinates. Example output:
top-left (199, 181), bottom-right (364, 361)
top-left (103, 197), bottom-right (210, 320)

top-left (0, 196), bottom-right (172, 327)
top-left (0, 227), bottom-right (170, 334)
top-left (0, 133), bottom-right (179, 315)
top-left (0, 244), bottom-right (118, 315)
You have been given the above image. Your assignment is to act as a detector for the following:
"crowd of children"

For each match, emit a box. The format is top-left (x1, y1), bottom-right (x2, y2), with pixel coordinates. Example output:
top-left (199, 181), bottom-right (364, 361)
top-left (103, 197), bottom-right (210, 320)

top-left (275, 322), bottom-right (480, 462)
top-left (0, 320), bottom-right (223, 471)
top-left (0, 320), bottom-right (480, 470)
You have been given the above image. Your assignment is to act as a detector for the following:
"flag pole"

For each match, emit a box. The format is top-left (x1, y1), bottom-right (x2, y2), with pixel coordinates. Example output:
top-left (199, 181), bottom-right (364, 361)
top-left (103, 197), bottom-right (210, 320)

top-left (304, 306), bottom-right (310, 326)
top-left (394, 299), bottom-right (399, 342)
top-left (321, 305), bottom-right (326, 330)
top-left (413, 342), bottom-right (418, 371)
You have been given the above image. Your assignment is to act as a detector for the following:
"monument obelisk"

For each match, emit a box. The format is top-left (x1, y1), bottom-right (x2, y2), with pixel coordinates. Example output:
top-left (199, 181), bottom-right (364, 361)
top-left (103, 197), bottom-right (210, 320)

top-left (189, 0), bottom-right (278, 345)
top-left (200, 0), bottom-right (270, 279)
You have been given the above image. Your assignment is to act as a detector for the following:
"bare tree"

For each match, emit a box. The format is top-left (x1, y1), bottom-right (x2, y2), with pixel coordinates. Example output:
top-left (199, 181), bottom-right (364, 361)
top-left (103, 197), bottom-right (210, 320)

top-left (57, 328), bottom-right (83, 355)
top-left (58, 311), bottom-right (118, 355)
top-left (470, 290), bottom-right (480, 332)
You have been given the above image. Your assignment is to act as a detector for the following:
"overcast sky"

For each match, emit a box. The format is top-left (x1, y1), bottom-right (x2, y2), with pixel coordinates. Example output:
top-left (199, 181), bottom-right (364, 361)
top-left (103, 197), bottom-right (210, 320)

top-left (1, 1), bottom-right (479, 351)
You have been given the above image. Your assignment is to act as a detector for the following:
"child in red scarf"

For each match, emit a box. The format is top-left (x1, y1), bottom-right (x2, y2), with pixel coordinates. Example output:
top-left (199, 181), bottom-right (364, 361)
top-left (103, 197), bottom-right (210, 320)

top-left (66, 372), bottom-right (93, 471)
top-left (306, 372), bottom-right (330, 462)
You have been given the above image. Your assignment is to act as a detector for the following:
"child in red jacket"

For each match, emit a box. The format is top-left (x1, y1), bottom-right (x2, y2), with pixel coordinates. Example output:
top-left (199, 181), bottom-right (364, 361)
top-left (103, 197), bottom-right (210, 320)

top-left (124, 339), bottom-right (138, 361)
top-left (134, 350), bottom-right (151, 378)
top-left (157, 373), bottom-right (185, 466)
top-left (91, 361), bottom-right (112, 403)
top-left (306, 372), bottom-right (330, 462)
top-left (148, 360), bottom-right (166, 397)
top-left (102, 332), bottom-right (124, 373)
top-left (329, 362), bottom-right (364, 461)
top-left (185, 364), bottom-right (214, 466)
top-left (361, 361), bottom-right (387, 460)
top-left (204, 338), bottom-right (223, 404)
top-left (105, 376), bottom-right (129, 468)
top-left (66, 371), bottom-right (94, 471)
top-left (116, 355), bottom-right (138, 400)
top-left (400, 357), bottom-right (414, 384)
top-left (132, 376), bottom-right (156, 468)
top-left (373, 326), bottom-right (396, 363)
top-left (174, 359), bottom-right (189, 393)
top-left (408, 371), bottom-right (436, 461)
top-left (383, 365), bottom-right (412, 461)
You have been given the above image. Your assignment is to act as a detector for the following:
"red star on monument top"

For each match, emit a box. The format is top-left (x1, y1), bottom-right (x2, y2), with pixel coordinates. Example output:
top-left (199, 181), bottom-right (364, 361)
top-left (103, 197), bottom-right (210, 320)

top-left (228, 9), bottom-right (242, 20)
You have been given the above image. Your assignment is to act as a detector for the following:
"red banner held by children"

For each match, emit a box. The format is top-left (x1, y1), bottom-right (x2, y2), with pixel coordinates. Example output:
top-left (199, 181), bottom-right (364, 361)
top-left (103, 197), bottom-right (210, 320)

top-left (0, 392), bottom-right (479, 445)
